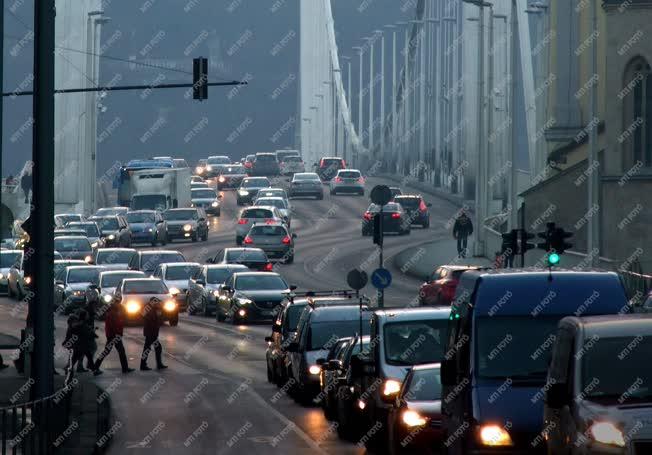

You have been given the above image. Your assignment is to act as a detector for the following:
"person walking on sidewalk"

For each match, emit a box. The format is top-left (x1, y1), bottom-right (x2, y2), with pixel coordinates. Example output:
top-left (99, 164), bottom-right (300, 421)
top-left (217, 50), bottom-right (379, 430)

top-left (453, 211), bottom-right (474, 258)
top-left (20, 168), bottom-right (32, 204)
top-left (63, 311), bottom-right (91, 385)
top-left (94, 302), bottom-right (134, 374)
top-left (140, 298), bottom-right (168, 371)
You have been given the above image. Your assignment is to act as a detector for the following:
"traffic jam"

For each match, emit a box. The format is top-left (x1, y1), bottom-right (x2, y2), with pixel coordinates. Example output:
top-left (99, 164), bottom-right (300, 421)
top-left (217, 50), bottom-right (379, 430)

top-left (3, 151), bottom-right (651, 455)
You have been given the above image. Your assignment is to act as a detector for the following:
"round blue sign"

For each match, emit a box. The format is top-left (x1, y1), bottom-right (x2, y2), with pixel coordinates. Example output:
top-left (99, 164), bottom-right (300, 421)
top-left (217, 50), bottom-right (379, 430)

top-left (371, 267), bottom-right (392, 289)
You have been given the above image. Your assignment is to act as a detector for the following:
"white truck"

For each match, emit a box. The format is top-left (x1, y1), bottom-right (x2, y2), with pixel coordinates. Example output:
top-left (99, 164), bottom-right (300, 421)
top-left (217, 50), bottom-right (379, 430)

top-left (121, 167), bottom-right (192, 211)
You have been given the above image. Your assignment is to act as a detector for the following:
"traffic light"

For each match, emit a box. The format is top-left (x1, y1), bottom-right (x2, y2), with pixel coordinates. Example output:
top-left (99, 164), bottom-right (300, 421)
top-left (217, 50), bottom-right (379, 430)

top-left (372, 213), bottom-right (383, 246)
top-left (520, 229), bottom-right (536, 254)
top-left (537, 222), bottom-right (555, 251)
top-left (550, 227), bottom-right (573, 254)
top-left (193, 57), bottom-right (208, 100)
top-left (547, 252), bottom-right (560, 266)
top-left (501, 229), bottom-right (518, 255)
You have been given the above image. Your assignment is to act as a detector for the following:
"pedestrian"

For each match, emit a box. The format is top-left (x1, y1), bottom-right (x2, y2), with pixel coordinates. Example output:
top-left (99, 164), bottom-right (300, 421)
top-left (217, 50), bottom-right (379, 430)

top-left (20, 169), bottom-right (32, 204)
top-left (453, 211), bottom-right (474, 258)
top-left (94, 302), bottom-right (134, 374)
top-left (140, 298), bottom-right (168, 371)
top-left (63, 311), bottom-right (85, 385)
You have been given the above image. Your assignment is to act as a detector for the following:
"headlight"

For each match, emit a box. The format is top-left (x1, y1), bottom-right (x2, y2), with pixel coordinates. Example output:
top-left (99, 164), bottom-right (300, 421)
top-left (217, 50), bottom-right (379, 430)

top-left (148, 228), bottom-right (154, 232)
top-left (206, 165), bottom-right (212, 171)
top-left (183, 224), bottom-right (192, 232)
top-left (588, 422), bottom-right (625, 447)
top-left (382, 379), bottom-right (402, 397)
top-left (24, 276), bottom-right (32, 285)
top-left (91, 242), bottom-right (98, 248)
top-left (126, 301), bottom-right (141, 314)
top-left (0, 273), bottom-right (4, 279)
top-left (357, 399), bottom-right (366, 410)
top-left (308, 365), bottom-right (321, 375)
top-left (402, 410), bottom-right (427, 427)
top-left (213, 290), bottom-right (220, 297)
top-left (190, 203), bottom-right (195, 207)
top-left (218, 176), bottom-right (225, 183)
top-left (238, 190), bottom-right (249, 196)
top-left (237, 309), bottom-right (246, 317)
top-left (102, 294), bottom-right (113, 303)
top-left (211, 201), bottom-right (219, 207)
top-left (84, 255), bottom-right (92, 263)
top-left (73, 290), bottom-right (83, 296)
top-left (169, 287), bottom-right (180, 296)
top-left (196, 166), bottom-right (204, 174)
top-left (163, 300), bottom-right (177, 312)
top-left (238, 298), bottom-right (252, 306)
top-left (478, 424), bottom-right (514, 447)
top-left (108, 234), bottom-right (115, 240)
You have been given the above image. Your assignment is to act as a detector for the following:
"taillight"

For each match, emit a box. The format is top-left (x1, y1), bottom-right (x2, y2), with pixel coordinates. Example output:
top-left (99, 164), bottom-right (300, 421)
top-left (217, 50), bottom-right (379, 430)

top-left (264, 263), bottom-right (273, 271)
top-left (244, 162), bottom-right (252, 168)
top-left (281, 236), bottom-right (291, 245)
top-left (363, 212), bottom-right (373, 221)
top-left (391, 213), bottom-right (401, 219)
top-left (342, 160), bottom-right (347, 168)
top-left (264, 218), bottom-right (274, 224)
top-left (441, 283), bottom-right (457, 301)
top-left (238, 219), bottom-right (248, 225)
top-left (419, 200), bottom-right (428, 212)
top-left (357, 177), bottom-right (365, 183)
top-left (218, 176), bottom-right (226, 183)
top-left (334, 177), bottom-right (343, 183)
top-left (243, 236), bottom-right (254, 244)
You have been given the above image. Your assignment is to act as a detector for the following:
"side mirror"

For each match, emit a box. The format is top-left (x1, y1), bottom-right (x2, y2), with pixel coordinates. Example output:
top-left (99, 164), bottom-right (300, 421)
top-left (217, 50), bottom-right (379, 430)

top-left (545, 382), bottom-right (569, 409)
top-left (316, 358), bottom-right (326, 366)
top-left (327, 359), bottom-right (342, 371)
top-left (222, 285), bottom-right (232, 293)
top-left (291, 233), bottom-right (297, 239)
top-left (426, 202), bottom-right (433, 208)
top-left (55, 280), bottom-right (64, 286)
top-left (289, 285), bottom-right (297, 291)
top-left (440, 359), bottom-right (457, 386)
top-left (286, 342), bottom-right (299, 352)
top-left (196, 279), bottom-right (206, 286)
top-left (264, 336), bottom-right (273, 343)
top-left (206, 258), bottom-right (214, 264)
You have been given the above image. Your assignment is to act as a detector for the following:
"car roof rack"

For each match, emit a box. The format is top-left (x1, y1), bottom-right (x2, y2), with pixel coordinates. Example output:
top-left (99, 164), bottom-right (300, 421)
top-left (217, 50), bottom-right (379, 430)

top-left (285, 289), bottom-right (363, 304)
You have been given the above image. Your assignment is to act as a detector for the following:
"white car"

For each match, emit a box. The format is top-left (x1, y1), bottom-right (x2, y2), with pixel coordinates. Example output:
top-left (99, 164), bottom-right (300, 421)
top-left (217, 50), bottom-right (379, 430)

top-left (235, 206), bottom-right (286, 245)
top-left (7, 251), bottom-right (27, 299)
top-left (253, 197), bottom-right (292, 227)
top-left (152, 262), bottom-right (202, 312)
top-left (329, 169), bottom-right (365, 196)
top-left (0, 250), bottom-right (22, 295)
top-left (279, 155), bottom-right (305, 175)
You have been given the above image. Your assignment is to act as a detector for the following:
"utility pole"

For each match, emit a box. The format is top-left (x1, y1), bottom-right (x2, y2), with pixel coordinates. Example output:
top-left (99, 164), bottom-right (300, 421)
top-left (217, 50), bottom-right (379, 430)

top-left (31, 0), bottom-right (56, 399)
top-left (354, 46), bottom-right (364, 160)
top-left (366, 35), bottom-right (376, 153)
top-left (508, 0), bottom-right (518, 229)
top-left (486, 5), bottom-right (495, 217)
top-left (378, 30), bottom-right (385, 163)
top-left (417, 20), bottom-right (426, 178)
top-left (385, 25), bottom-right (397, 170)
top-left (403, 24), bottom-right (410, 173)
top-left (588, 0), bottom-right (600, 266)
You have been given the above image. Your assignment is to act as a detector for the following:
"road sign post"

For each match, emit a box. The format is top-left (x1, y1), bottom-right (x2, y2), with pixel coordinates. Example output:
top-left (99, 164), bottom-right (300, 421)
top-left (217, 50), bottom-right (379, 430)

top-left (347, 269), bottom-right (368, 351)
top-left (370, 185), bottom-right (392, 308)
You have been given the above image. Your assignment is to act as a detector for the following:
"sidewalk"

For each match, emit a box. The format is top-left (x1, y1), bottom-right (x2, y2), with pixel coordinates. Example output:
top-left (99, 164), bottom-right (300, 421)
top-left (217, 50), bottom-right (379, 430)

top-left (376, 173), bottom-right (472, 210)
top-left (393, 238), bottom-right (493, 281)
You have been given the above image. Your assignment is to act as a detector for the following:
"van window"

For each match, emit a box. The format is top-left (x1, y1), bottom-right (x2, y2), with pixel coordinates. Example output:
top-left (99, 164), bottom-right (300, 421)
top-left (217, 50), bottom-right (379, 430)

top-left (384, 320), bottom-right (448, 365)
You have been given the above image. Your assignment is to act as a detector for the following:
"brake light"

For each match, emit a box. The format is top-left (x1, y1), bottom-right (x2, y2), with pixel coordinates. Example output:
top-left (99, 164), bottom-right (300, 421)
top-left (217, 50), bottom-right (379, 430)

top-left (218, 176), bottom-right (226, 183)
top-left (319, 159), bottom-right (325, 168)
top-left (282, 235), bottom-right (291, 245)
top-left (342, 160), bottom-right (347, 168)
top-left (243, 236), bottom-right (254, 244)
top-left (391, 213), bottom-right (401, 219)
top-left (244, 162), bottom-right (252, 168)
top-left (419, 200), bottom-right (428, 212)
top-left (264, 218), bottom-right (274, 224)
top-left (238, 219), bottom-right (248, 225)
top-left (357, 177), bottom-right (365, 183)
top-left (264, 263), bottom-right (273, 271)
top-left (334, 177), bottom-right (343, 183)
top-left (363, 212), bottom-right (373, 221)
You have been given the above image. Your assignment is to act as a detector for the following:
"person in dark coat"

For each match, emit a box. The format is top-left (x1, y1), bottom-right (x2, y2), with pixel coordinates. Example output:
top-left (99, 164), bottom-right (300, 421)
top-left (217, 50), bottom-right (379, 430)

top-left (140, 298), bottom-right (168, 371)
top-left (453, 211), bottom-right (474, 258)
top-left (63, 311), bottom-right (92, 385)
top-left (20, 171), bottom-right (32, 204)
top-left (94, 302), bottom-right (134, 374)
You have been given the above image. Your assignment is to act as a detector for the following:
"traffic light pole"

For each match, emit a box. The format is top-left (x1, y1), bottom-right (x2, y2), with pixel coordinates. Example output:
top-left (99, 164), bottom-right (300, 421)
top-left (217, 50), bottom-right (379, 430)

top-left (520, 203), bottom-right (526, 267)
top-left (378, 206), bottom-right (384, 309)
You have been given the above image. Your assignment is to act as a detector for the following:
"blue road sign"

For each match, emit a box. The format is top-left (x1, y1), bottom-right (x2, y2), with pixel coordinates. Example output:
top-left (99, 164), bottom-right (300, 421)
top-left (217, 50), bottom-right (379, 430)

top-left (371, 267), bottom-right (392, 290)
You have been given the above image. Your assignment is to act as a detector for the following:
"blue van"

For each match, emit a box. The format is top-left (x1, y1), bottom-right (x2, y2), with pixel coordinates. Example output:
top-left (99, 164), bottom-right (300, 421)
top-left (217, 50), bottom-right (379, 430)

top-left (440, 269), bottom-right (630, 455)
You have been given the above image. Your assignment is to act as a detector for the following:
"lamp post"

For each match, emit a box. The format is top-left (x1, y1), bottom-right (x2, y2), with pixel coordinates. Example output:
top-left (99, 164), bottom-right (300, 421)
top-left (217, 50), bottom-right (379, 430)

top-left (310, 105), bottom-right (319, 159)
top-left (385, 25), bottom-right (397, 169)
top-left (353, 46), bottom-right (364, 156)
top-left (588, 0), bottom-right (600, 265)
top-left (364, 34), bottom-right (378, 153)
top-left (376, 29), bottom-right (385, 164)
top-left (441, 16), bottom-right (457, 188)
top-left (411, 20), bottom-right (426, 178)
top-left (397, 21), bottom-right (410, 174)
top-left (86, 10), bottom-right (105, 214)
top-left (341, 55), bottom-right (352, 163)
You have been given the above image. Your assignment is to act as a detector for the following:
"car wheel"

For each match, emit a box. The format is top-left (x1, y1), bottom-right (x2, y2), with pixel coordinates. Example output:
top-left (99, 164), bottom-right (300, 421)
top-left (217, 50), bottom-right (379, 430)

top-left (7, 284), bottom-right (14, 299)
top-left (330, 189), bottom-right (335, 195)
top-left (359, 190), bottom-right (365, 196)
top-left (151, 239), bottom-right (157, 247)
top-left (235, 236), bottom-right (243, 246)
top-left (336, 395), bottom-right (356, 440)
top-left (423, 218), bottom-right (430, 228)
top-left (216, 209), bottom-right (221, 217)
top-left (169, 314), bottom-right (179, 326)
top-left (266, 360), bottom-right (274, 383)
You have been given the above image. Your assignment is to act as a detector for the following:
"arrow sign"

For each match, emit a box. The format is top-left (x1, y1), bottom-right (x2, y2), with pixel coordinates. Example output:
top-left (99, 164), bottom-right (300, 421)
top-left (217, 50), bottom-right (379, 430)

top-left (371, 267), bottom-right (392, 290)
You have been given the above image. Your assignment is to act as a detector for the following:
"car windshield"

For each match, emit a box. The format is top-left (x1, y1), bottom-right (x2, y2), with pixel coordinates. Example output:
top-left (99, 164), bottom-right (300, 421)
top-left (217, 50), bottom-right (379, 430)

top-left (255, 154), bottom-right (276, 161)
top-left (258, 190), bottom-right (285, 198)
top-left (338, 171), bottom-right (360, 178)
top-left (235, 275), bottom-right (287, 290)
top-left (126, 212), bottom-right (156, 223)
top-left (101, 272), bottom-right (144, 288)
top-left (395, 198), bottom-right (420, 209)
top-left (582, 335), bottom-right (652, 402)
top-left (475, 316), bottom-right (561, 381)
top-left (242, 178), bottom-right (270, 188)
top-left (206, 267), bottom-right (244, 284)
top-left (294, 174), bottom-right (318, 181)
top-left (132, 195), bottom-right (167, 211)
top-left (55, 262), bottom-right (82, 280)
top-left (281, 155), bottom-right (300, 162)
top-left (163, 210), bottom-right (198, 221)
top-left (255, 199), bottom-right (286, 209)
top-left (368, 203), bottom-right (401, 213)
top-left (285, 304), bottom-right (308, 332)
top-left (207, 156), bottom-right (230, 164)
top-left (57, 215), bottom-right (81, 224)
top-left (96, 208), bottom-right (125, 216)
top-left (405, 368), bottom-right (442, 401)
top-left (249, 225), bottom-right (287, 236)
top-left (69, 223), bottom-right (100, 237)
top-left (192, 189), bottom-right (217, 199)
top-left (309, 319), bottom-right (371, 350)
top-left (95, 218), bottom-right (119, 231)
top-left (221, 166), bottom-right (245, 174)
top-left (54, 238), bottom-right (91, 251)
top-left (384, 320), bottom-right (449, 366)
top-left (141, 253), bottom-right (186, 272)
top-left (225, 250), bottom-right (267, 262)
top-left (165, 265), bottom-right (201, 280)
top-left (96, 250), bottom-right (135, 265)
top-left (242, 209), bottom-right (273, 219)
top-left (67, 268), bottom-right (100, 284)
top-left (0, 252), bottom-right (21, 268)
top-left (321, 159), bottom-right (343, 168)
top-left (123, 280), bottom-right (168, 294)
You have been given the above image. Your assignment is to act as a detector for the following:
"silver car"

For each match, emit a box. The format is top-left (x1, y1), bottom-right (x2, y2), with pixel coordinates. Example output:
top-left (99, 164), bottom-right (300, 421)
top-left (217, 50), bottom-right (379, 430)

top-left (92, 248), bottom-right (137, 270)
top-left (152, 262), bottom-right (202, 311)
top-left (235, 206), bottom-right (286, 245)
top-left (191, 188), bottom-right (222, 216)
top-left (288, 172), bottom-right (323, 199)
top-left (7, 251), bottom-right (27, 299)
top-left (254, 188), bottom-right (289, 204)
top-left (244, 223), bottom-right (296, 264)
top-left (253, 197), bottom-right (292, 227)
top-left (53, 235), bottom-right (94, 262)
top-left (67, 221), bottom-right (105, 249)
top-left (90, 270), bottom-right (147, 318)
top-left (0, 250), bottom-right (22, 295)
top-left (329, 169), bottom-right (365, 196)
top-left (279, 155), bottom-right (305, 175)
top-left (186, 264), bottom-right (249, 316)
top-left (55, 265), bottom-right (103, 314)
top-left (54, 213), bottom-right (84, 228)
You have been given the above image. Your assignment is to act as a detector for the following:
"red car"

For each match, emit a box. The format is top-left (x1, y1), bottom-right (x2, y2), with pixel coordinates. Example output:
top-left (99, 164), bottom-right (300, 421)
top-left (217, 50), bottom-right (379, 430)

top-left (418, 265), bottom-right (480, 306)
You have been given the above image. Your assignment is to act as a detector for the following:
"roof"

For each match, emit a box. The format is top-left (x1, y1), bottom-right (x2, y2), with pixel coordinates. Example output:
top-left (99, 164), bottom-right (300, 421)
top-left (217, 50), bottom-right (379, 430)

top-left (308, 305), bottom-right (372, 323)
top-left (205, 264), bottom-right (249, 270)
top-left (126, 209), bottom-right (158, 213)
top-left (138, 250), bottom-right (183, 256)
top-left (67, 265), bottom-right (103, 271)
top-left (54, 235), bottom-right (89, 240)
top-left (122, 277), bottom-right (162, 283)
top-left (233, 271), bottom-right (281, 277)
top-left (54, 259), bottom-right (85, 264)
top-left (97, 248), bottom-right (136, 252)
top-left (374, 307), bottom-right (452, 322)
top-left (225, 247), bottom-right (264, 253)
top-left (412, 362), bottom-right (441, 372)
top-left (55, 213), bottom-right (82, 217)
top-left (320, 156), bottom-right (343, 160)
top-left (394, 194), bottom-right (422, 199)
top-left (1, 249), bottom-right (22, 254)
top-left (291, 295), bottom-right (358, 306)
top-left (565, 314), bottom-right (652, 338)
top-left (159, 262), bottom-right (201, 268)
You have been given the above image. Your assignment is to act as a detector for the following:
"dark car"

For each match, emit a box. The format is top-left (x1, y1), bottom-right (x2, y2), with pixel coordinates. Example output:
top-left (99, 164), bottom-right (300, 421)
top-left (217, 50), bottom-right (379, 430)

top-left (317, 337), bottom-right (352, 418)
top-left (394, 195), bottom-right (432, 228)
top-left (236, 177), bottom-right (271, 205)
top-left (208, 247), bottom-right (273, 272)
top-left (186, 264), bottom-right (249, 316)
top-left (205, 155), bottom-right (231, 177)
top-left (361, 202), bottom-right (411, 236)
top-left (288, 172), bottom-right (323, 200)
top-left (419, 265), bottom-right (483, 306)
top-left (250, 153), bottom-right (280, 176)
top-left (190, 188), bottom-right (222, 216)
top-left (315, 156), bottom-right (346, 181)
top-left (389, 187), bottom-right (402, 200)
top-left (113, 277), bottom-right (179, 326)
top-left (91, 215), bottom-right (132, 247)
top-left (92, 248), bottom-right (137, 271)
top-left (127, 250), bottom-right (187, 276)
top-left (66, 221), bottom-right (104, 249)
top-left (244, 223), bottom-right (296, 263)
top-left (54, 265), bottom-right (103, 314)
top-left (216, 164), bottom-right (248, 190)
top-left (125, 210), bottom-right (168, 246)
top-left (162, 208), bottom-right (209, 242)
top-left (216, 272), bottom-right (293, 323)
top-left (53, 236), bottom-right (94, 262)
top-left (387, 363), bottom-right (444, 455)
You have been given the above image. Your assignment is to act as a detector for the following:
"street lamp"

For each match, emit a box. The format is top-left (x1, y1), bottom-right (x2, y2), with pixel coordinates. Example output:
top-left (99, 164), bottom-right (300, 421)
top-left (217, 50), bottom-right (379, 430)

top-left (384, 25), bottom-right (397, 168)
top-left (353, 45), bottom-right (365, 149)
top-left (364, 34), bottom-right (379, 152)
top-left (396, 21), bottom-right (410, 174)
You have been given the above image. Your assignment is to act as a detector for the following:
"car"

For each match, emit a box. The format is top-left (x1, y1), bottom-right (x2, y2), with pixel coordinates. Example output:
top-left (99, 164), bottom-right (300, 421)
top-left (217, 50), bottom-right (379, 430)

top-left (216, 271), bottom-right (293, 323)
top-left (254, 188), bottom-right (289, 203)
top-left (205, 155), bottom-right (231, 177)
top-left (190, 188), bottom-right (222, 216)
top-left (244, 223), bottom-right (296, 263)
top-left (388, 187), bottom-right (402, 200)
top-left (394, 195), bottom-right (432, 228)
top-left (235, 206), bottom-right (286, 245)
top-left (194, 159), bottom-right (208, 176)
top-left (162, 208), bottom-right (209, 242)
top-left (361, 202), bottom-right (411, 236)
top-left (236, 177), bottom-right (271, 205)
top-left (635, 290), bottom-right (652, 313)
top-left (5, 251), bottom-right (25, 299)
top-left (386, 363), bottom-right (444, 455)
top-left (250, 152), bottom-right (280, 176)
top-left (216, 164), bottom-right (248, 190)
top-left (91, 215), bottom-right (132, 247)
top-left (112, 277), bottom-right (180, 326)
top-left (252, 197), bottom-right (292, 226)
top-left (208, 247), bottom-right (273, 272)
top-left (127, 250), bottom-right (187, 276)
top-left (266, 291), bottom-right (363, 386)
top-left (242, 154), bottom-right (256, 173)
top-left (152, 262), bottom-right (202, 312)
top-left (288, 172), bottom-right (323, 200)
top-left (92, 248), bottom-right (137, 270)
top-left (285, 305), bottom-right (372, 403)
top-left (0, 250), bottom-right (22, 295)
top-left (152, 156), bottom-right (173, 161)
top-left (418, 265), bottom-right (483, 306)
top-left (315, 157), bottom-right (346, 181)
top-left (186, 264), bottom-right (249, 316)
top-left (54, 228), bottom-right (88, 238)
top-left (87, 270), bottom-right (147, 319)
top-left (54, 213), bottom-right (84, 228)
top-left (441, 269), bottom-right (631, 455)
top-left (329, 169), bottom-right (365, 196)
top-left (279, 155), bottom-right (305, 176)
top-left (125, 210), bottom-right (168, 246)
top-left (94, 207), bottom-right (129, 217)
top-left (316, 336), bottom-right (352, 417)
top-left (172, 158), bottom-right (189, 168)
top-left (53, 259), bottom-right (87, 284)
top-left (352, 307), bottom-right (451, 450)
top-left (54, 236), bottom-right (94, 262)
top-left (67, 221), bottom-right (105, 249)
top-left (544, 314), bottom-right (652, 455)
top-left (190, 180), bottom-right (210, 190)
top-left (54, 265), bottom-right (103, 314)
top-left (275, 149), bottom-right (300, 163)
top-left (191, 174), bottom-right (205, 184)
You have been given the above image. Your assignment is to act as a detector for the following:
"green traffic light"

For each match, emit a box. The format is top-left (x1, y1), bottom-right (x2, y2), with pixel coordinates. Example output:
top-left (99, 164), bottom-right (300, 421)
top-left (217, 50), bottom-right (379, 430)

top-left (548, 253), bottom-right (560, 265)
